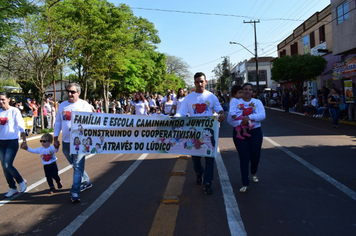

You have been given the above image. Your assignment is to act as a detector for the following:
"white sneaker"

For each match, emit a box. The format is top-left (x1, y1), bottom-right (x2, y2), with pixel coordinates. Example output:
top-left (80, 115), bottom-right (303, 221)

top-left (19, 179), bottom-right (27, 193)
top-left (5, 188), bottom-right (18, 198)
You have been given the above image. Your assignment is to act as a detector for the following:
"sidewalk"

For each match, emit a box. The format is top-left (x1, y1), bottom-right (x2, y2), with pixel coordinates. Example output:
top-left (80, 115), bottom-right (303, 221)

top-left (265, 106), bottom-right (356, 126)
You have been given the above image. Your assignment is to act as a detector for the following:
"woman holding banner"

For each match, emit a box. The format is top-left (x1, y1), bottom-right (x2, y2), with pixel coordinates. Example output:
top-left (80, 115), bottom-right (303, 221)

top-left (132, 92), bottom-right (150, 116)
top-left (228, 83), bottom-right (266, 193)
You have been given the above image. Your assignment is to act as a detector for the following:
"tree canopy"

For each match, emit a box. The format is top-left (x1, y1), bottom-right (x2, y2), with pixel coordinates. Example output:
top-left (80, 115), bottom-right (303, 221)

top-left (0, 0), bottom-right (189, 107)
top-left (271, 54), bottom-right (327, 111)
top-left (212, 57), bottom-right (231, 93)
top-left (0, 0), bottom-right (37, 49)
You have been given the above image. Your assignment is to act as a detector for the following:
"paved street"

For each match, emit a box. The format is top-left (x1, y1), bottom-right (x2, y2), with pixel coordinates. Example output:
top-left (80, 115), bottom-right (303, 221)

top-left (0, 109), bottom-right (356, 236)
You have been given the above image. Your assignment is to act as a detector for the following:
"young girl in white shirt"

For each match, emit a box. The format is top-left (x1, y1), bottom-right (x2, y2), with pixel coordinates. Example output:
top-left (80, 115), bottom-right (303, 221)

top-left (22, 133), bottom-right (62, 194)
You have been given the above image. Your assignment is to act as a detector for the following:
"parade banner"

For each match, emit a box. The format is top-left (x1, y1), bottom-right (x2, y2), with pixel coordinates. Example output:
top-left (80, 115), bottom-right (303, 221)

top-left (70, 112), bottom-right (220, 157)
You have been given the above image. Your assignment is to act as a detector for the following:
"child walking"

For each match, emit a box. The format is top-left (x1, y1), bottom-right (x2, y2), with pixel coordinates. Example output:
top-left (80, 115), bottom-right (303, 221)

top-left (228, 85), bottom-right (256, 140)
top-left (22, 133), bottom-right (62, 194)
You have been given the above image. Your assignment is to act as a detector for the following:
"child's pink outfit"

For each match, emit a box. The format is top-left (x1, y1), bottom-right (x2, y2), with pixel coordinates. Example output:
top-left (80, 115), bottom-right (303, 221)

top-left (228, 98), bottom-right (256, 140)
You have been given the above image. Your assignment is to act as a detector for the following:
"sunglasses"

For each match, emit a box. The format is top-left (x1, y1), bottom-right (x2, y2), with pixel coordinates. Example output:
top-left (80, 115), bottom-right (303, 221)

top-left (66, 90), bottom-right (77, 94)
top-left (40, 140), bottom-right (49, 143)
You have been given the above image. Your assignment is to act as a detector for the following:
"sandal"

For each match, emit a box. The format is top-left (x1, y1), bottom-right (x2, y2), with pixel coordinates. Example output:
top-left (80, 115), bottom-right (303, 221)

top-left (252, 175), bottom-right (259, 183)
top-left (239, 186), bottom-right (249, 193)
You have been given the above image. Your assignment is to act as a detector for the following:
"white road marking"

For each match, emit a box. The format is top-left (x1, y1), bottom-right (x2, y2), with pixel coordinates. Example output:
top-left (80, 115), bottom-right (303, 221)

top-left (216, 148), bottom-right (247, 236)
top-left (264, 136), bottom-right (356, 201)
top-left (57, 153), bottom-right (148, 236)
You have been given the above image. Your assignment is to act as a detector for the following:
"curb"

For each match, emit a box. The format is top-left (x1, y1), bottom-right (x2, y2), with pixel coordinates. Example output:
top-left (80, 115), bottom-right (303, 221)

top-left (264, 106), bottom-right (356, 126)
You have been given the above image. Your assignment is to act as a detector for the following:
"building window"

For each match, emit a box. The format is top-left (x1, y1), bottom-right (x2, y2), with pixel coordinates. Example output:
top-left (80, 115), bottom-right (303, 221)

top-left (310, 31), bottom-right (315, 48)
top-left (319, 25), bottom-right (325, 43)
top-left (337, 1), bottom-right (349, 24)
top-left (279, 49), bottom-right (286, 57)
top-left (248, 70), bottom-right (266, 82)
top-left (290, 42), bottom-right (298, 55)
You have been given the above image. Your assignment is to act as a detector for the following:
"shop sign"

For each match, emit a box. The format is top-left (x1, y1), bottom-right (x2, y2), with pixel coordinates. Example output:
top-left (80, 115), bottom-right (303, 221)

top-left (333, 57), bottom-right (356, 80)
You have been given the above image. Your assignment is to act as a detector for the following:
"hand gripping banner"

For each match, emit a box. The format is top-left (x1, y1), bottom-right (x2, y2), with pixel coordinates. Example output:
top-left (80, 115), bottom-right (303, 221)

top-left (70, 112), bottom-right (220, 157)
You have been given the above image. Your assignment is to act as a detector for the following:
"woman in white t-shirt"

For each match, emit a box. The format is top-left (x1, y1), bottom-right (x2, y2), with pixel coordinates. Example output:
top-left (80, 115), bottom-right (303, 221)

top-left (163, 93), bottom-right (174, 115)
top-left (132, 92), bottom-right (150, 115)
top-left (0, 92), bottom-right (28, 198)
top-left (148, 94), bottom-right (157, 109)
top-left (170, 88), bottom-right (185, 116)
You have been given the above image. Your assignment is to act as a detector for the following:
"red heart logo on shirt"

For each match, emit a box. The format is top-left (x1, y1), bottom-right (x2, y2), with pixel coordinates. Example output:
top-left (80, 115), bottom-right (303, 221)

top-left (0, 117), bottom-right (8, 125)
top-left (64, 111), bottom-right (71, 121)
top-left (43, 154), bottom-right (51, 162)
top-left (242, 107), bottom-right (253, 116)
top-left (195, 103), bottom-right (206, 114)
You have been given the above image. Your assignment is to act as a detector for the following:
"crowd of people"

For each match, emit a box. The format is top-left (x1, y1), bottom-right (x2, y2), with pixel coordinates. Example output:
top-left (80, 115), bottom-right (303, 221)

top-left (9, 94), bottom-right (56, 136)
top-left (2, 77), bottom-right (354, 203)
top-left (263, 83), bottom-right (356, 128)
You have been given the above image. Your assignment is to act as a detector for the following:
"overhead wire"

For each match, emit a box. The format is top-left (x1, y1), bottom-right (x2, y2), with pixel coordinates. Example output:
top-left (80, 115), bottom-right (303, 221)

top-left (130, 3), bottom-right (353, 70)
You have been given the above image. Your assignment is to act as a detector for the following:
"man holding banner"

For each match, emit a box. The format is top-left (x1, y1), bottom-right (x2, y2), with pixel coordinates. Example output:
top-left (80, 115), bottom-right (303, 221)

top-left (175, 72), bottom-right (225, 195)
top-left (53, 83), bottom-right (93, 203)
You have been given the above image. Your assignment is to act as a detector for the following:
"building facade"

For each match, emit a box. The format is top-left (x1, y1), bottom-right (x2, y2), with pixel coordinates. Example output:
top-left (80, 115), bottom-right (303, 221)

top-left (230, 57), bottom-right (276, 91)
top-left (277, 4), bottom-right (333, 90)
top-left (331, 0), bottom-right (356, 92)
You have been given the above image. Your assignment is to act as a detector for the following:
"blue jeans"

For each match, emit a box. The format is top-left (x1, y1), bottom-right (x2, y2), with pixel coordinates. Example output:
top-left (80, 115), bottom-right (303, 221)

top-left (0, 139), bottom-right (24, 189)
top-left (191, 156), bottom-right (215, 185)
top-left (329, 108), bottom-right (340, 126)
top-left (233, 127), bottom-right (263, 186)
top-left (62, 142), bottom-right (89, 194)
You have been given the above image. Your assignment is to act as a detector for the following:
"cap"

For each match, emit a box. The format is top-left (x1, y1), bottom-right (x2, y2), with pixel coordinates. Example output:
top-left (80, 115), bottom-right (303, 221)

top-left (26, 98), bottom-right (31, 101)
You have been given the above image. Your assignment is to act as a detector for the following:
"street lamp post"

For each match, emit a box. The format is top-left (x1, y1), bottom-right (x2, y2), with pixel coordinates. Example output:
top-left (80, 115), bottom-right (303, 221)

top-left (230, 19), bottom-right (260, 96)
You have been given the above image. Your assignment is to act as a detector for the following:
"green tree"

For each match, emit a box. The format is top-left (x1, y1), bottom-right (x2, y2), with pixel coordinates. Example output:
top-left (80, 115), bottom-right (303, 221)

top-left (212, 57), bottom-right (231, 93)
top-left (0, 0), bottom-right (38, 48)
top-left (271, 54), bottom-right (327, 111)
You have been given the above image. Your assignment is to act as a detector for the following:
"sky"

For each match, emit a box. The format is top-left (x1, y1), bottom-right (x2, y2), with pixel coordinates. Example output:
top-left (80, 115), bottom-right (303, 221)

top-left (110, 0), bottom-right (331, 85)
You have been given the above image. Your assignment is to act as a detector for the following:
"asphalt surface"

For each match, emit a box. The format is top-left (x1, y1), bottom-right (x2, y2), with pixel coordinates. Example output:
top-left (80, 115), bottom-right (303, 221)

top-left (0, 108), bottom-right (356, 236)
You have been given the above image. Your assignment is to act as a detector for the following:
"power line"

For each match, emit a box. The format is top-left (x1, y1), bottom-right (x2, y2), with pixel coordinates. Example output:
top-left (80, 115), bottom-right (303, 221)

top-left (130, 7), bottom-right (309, 22)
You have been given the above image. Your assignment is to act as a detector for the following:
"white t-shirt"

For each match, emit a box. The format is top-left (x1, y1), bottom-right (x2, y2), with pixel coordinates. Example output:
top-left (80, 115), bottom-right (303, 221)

top-left (134, 100), bottom-right (148, 115)
top-left (311, 98), bottom-right (319, 107)
top-left (227, 98), bottom-right (266, 128)
top-left (175, 90), bottom-right (223, 117)
top-left (149, 99), bottom-right (156, 108)
top-left (0, 106), bottom-right (25, 140)
top-left (44, 102), bottom-right (52, 115)
top-left (27, 145), bottom-right (58, 165)
top-left (54, 99), bottom-right (93, 143)
top-left (173, 97), bottom-right (185, 112)
top-left (164, 100), bottom-right (174, 115)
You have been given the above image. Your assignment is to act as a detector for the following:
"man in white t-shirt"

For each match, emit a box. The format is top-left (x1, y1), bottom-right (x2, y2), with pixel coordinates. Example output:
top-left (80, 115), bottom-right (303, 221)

top-left (175, 72), bottom-right (225, 195)
top-left (53, 83), bottom-right (93, 203)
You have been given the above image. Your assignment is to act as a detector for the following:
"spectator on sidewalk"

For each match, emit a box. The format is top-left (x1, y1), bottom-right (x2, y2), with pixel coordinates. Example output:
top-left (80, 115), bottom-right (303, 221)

top-left (328, 88), bottom-right (341, 128)
top-left (44, 97), bottom-right (52, 129)
top-left (348, 83), bottom-right (356, 121)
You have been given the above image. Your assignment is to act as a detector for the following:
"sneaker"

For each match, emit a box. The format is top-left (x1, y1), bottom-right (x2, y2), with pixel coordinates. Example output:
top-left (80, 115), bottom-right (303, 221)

top-left (71, 193), bottom-right (81, 203)
top-left (203, 183), bottom-right (213, 195)
top-left (57, 181), bottom-right (63, 189)
top-left (19, 179), bottom-right (27, 193)
top-left (80, 182), bottom-right (93, 192)
top-left (49, 186), bottom-right (55, 194)
top-left (252, 175), bottom-right (259, 183)
top-left (196, 173), bottom-right (202, 185)
top-left (5, 188), bottom-right (18, 198)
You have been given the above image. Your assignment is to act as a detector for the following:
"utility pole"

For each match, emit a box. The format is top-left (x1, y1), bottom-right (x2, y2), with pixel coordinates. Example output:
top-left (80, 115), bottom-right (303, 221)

top-left (244, 20), bottom-right (260, 96)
